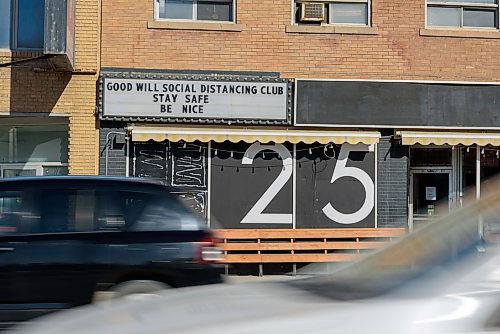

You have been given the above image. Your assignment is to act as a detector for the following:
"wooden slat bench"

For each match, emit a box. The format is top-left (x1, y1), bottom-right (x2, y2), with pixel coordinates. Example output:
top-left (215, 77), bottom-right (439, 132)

top-left (215, 228), bottom-right (406, 276)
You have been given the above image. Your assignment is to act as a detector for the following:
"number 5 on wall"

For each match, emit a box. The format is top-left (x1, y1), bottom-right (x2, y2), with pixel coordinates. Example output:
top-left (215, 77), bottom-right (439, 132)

top-left (322, 143), bottom-right (375, 224)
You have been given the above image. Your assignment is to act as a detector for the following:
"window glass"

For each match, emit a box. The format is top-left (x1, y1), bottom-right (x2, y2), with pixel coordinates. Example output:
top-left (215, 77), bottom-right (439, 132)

top-left (433, 0), bottom-right (496, 3)
top-left (0, 124), bottom-right (68, 164)
top-left (133, 194), bottom-right (203, 231)
top-left (197, 1), bottom-right (232, 21)
top-left (159, 0), bottom-right (194, 19)
top-left (0, 0), bottom-right (11, 49)
top-left (95, 191), bottom-right (129, 231)
top-left (0, 188), bottom-right (204, 234)
top-left (36, 189), bottom-right (97, 233)
top-left (427, 6), bottom-right (461, 27)
top-left (43, 166), bottom-right (69, 176)
top-left (464, 9), bottom-right (497, 27)
top-left (3, 169), bottom-right (37, 178)
top-left (0, 190), bottom-right (39, 234)
top-left (17, 0), bottom-right (45, 49)
top-left (410, 148), bottom-right (452, 167)
top-left (331, 2), bottom-right (368, 25)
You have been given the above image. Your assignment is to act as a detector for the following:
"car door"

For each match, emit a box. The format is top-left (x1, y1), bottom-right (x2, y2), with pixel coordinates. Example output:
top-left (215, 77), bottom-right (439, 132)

top-left (0, 186), bottom-right (97, 310)
top-left (0, 189), bottom-right (31, 305)
top-left (23, 187), bottom-right (98, 306)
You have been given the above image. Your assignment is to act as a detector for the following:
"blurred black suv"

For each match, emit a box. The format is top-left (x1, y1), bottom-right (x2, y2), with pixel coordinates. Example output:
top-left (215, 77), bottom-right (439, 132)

top-left (0, 176), bottom-right (223, 323)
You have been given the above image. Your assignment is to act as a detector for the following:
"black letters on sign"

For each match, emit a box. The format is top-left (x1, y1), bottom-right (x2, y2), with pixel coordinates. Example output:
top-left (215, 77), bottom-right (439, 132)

top-left (210, 142), bottom-right (293, 229)
top-left (295, 143), bottom-right (376, 228)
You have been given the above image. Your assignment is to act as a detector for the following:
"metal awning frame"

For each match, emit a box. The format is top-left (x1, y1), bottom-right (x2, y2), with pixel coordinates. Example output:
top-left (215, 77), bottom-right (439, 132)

top-left (127, 125), bottom-right (381, 145)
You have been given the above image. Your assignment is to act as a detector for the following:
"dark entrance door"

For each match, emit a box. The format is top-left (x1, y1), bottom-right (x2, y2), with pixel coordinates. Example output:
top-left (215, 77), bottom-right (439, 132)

top-left (410, 170), bottom-right (451, 230)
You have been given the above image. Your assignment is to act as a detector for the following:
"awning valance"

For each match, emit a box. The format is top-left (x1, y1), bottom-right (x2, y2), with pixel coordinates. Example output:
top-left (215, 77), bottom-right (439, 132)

top-left (398, 131), bottom-right (500, 146)
top-left (129, 126), bottom-right (380, 145)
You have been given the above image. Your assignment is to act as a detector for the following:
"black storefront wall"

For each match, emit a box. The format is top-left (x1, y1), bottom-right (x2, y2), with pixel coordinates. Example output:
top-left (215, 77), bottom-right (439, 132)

top-left (377, 136), bottom-right (409, 228)
top-left (210, 142), bottom-right (294, 229)
top-left (295, 143), bottom-right (376, 228)
top-left (132, 141), bottom-right (209, 218)
top-left (100, 127), bottom-right (381, 228)
top-left (100, 124), bottom-right (127, 177)
top-left (100, 123), bottom-right (209, 218)
top-left (210, 141), bottom-right (377, 228)
top-left (295, 80), bottom-right (500, 128)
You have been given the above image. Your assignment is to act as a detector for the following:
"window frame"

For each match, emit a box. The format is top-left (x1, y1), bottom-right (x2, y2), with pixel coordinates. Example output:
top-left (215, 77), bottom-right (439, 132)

top-left (329, 0), bottom-right (371, 26)
top-left (0, 0), bottom-right (45, 51)
top-left (294, 0), bottom-right (371, 27)
top-left (154, 0), bottom-right (236, 23)
top-left (426, 0), bottom-right (500, 29)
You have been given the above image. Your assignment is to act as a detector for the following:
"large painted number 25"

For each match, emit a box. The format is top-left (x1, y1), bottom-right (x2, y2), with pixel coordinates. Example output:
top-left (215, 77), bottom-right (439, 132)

top-left (239, 143), bottom-right (374, 225)
top-left (240, 143), bottom-right (293, 224)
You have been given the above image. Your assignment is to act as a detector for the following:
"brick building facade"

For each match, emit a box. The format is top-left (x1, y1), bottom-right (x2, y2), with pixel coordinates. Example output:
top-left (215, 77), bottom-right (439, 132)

top-left (0, 0), bottom-right (99, 177)
top-left (101, 0), bottom-right (500, 81)
top-left (99, 0), bottom-right (500, 231)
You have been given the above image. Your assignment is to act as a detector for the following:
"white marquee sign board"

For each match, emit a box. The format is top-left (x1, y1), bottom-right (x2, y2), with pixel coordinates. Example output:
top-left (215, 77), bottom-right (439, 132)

top-left (102, 77), bottom-right (288, 121)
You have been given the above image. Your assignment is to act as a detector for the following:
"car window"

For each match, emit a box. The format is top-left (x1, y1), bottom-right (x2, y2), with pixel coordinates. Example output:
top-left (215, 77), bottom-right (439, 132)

top-left (0, 189), bottom-right (99, 234)
top-left (96, 190), bottom-right (147, 231)
top-left (38, 189), bottom-right (97, 233)
top-left (0, 190), bottom-right (38, 234)
top-left (38, 189), bottom-right (139, 233)
top-left (132, 193), bottom-right (204, 231)
top-left (0, 186), bottom-right (205, 234)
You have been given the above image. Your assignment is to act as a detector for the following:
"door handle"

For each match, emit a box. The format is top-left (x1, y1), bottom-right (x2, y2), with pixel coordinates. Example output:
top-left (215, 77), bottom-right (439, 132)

top-left (0, 247), bottom-right (15, 252)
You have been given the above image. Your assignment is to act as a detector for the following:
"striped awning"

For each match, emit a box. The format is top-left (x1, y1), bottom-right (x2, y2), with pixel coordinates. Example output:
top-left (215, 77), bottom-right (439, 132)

top-left (128, 126), bottom-right (380, 144)
top-left (398, 131), bottom-right (500, 146)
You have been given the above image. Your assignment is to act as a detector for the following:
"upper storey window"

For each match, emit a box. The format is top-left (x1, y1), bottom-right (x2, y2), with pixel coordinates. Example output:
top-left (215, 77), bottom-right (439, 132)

top-left (294, 0), bottom-right (370, 26)
top-left (0, 0), bottom-right (45, 50)
top-left (155, 0), bottom-right (234, 22)
top-left (427, 0), bottom-right (499, 29)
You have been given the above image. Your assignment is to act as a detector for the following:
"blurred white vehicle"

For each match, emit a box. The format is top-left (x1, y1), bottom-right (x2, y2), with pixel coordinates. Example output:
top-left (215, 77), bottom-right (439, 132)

top-left (12, 181), bottom-right (500, 334)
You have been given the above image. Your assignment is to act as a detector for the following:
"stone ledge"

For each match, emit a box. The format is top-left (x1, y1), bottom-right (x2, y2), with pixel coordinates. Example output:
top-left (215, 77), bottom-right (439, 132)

top-left (285, 25), bottom-right (377, 35)
top-left (148, 20), bottom-right (243, 32)
top-left (420, 28), bottom-right (500, 39)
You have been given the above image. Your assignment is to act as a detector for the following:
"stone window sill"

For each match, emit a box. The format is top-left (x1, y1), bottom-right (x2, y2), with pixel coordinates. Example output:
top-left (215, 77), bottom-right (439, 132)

top-left (420, 28), bottom-right (500, 39)
top-left (285, 25), bottom-right (377, 35)
top-left (148, 20), bottom-right (242, 32)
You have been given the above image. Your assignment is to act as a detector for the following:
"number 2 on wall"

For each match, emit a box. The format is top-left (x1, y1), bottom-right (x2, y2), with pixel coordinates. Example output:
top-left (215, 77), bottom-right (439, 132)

top-left (239, 143), bottom-right (375, 225)
top-left (240, 143), bottom-right (293, 224)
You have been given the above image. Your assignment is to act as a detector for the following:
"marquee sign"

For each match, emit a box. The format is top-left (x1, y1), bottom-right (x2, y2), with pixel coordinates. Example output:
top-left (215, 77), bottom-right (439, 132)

top-left (100, 73), bottom-right (291, 124)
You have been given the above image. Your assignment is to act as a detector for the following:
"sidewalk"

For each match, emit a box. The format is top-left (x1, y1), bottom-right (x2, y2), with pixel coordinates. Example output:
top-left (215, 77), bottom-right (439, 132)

top-left (223, 274), bottom-right (312, 284)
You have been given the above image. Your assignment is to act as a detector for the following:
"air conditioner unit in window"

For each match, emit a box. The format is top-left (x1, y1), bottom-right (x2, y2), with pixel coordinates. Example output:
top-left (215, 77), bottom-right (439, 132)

top-left (299, 2), bottom-right (325, 22)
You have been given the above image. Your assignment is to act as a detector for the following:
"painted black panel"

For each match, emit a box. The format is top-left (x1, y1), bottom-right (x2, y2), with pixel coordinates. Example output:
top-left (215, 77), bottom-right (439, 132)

top-left (296, 143), bottom-right (376, 228)
top-left (210, 142), bottom-right (293, 229)
top-left (132, 141), bottom-right (208, 218)
top-left (296, 80), bottom-right (500, 127)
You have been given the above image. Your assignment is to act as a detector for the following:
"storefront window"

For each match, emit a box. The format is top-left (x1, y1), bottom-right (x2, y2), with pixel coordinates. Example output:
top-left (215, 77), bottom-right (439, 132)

top-left (43, 166), bottom-right (69, 176)
top-left (461, 146), bottom-right (477, 206)
top-left (410, 147), bottom-right (452, 167)
top-left (464, 145), bottom-right (500, 186)
top-left (0, 124), bottom-right (68, 178)
top-left (480, 146), bottom-right (500, 181)
top-left (0, 125), bottom-right (68, 164)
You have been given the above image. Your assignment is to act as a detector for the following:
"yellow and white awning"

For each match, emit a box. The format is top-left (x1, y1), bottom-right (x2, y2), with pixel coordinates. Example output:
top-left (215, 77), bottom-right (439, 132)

top-left (129, 126), bottom-right (380, 145)
top-left (398, 131), bottom-right (500, 146)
